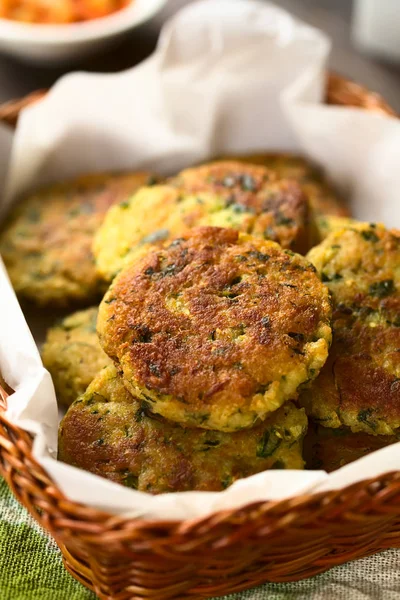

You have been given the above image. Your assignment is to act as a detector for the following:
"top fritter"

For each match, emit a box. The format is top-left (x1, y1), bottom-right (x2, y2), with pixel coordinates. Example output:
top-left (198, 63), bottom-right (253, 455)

top-left (98, 227), bottom-right (332, 432)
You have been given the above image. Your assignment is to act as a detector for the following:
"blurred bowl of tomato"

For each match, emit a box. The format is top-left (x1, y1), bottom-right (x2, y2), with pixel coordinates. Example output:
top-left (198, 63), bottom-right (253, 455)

top-left (0, 0), bottom-right (167, 64)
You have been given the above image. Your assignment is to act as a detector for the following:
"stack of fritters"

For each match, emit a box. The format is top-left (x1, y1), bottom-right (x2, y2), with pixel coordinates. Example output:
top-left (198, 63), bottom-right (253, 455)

top-left (60, 226), bottom-right (332, 492)
top-left (2, 154), bottom-right (397, 492)
top-left (299, 223), bottom-right (400, 469)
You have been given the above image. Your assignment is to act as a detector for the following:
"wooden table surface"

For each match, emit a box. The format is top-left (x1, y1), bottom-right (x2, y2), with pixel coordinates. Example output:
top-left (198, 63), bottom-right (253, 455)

top-left (0, 0), bottom-right (399, 111)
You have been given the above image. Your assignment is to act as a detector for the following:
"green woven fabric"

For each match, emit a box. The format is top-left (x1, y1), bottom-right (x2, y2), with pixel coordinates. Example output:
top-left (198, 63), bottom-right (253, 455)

top-left (0, 478), bottom-right (95, 600)
top-left (1, 476), bottom-right (399, 600)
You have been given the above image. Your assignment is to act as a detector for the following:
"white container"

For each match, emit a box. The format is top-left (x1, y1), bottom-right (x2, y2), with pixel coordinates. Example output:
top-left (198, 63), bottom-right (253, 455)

top-left (0, 0), bottom-right (167, 65)
top-left (353, 0), bottom-right (400, 62)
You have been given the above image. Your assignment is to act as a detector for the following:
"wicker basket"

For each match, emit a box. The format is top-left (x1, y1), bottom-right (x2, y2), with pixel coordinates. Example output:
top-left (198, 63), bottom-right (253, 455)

top-left (0, 73), bottom-right (398, 600)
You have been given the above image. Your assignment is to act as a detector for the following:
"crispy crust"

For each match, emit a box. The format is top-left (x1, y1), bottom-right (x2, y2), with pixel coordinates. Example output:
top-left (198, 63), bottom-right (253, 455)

top-left (98, 227), bottom-right (332, 432)
top-left (41, 307), bottom-right (111, 407)
top-left (58, 365), bottom-right (307, 493)
top-left (94, 162), bottom-right (312, 281)
top-left (171, 161), bottom-right (312, 253)
top-left (0, 172), bottom-right (156, 306)
top-left (301, 223), bottom-right (400, 435)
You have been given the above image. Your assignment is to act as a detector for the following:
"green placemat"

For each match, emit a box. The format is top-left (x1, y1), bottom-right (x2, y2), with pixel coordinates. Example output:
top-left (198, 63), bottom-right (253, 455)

top-left (0, 478), bottom-right (94, 600)
top-left (1, 476), bottom-right (399, 600)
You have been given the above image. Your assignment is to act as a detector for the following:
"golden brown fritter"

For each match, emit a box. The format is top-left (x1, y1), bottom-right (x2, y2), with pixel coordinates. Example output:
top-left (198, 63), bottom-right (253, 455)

top-left (94, 162), bottom-right (311, 281)
top-left (58, 365), bottom-right (307, 493)
top-left (171, 161), bottom-right (312, 252)
top-left (301, 223), bottom-right (400, 435)
top-left (304, 423), bottom-right (398, 472)
top-left (42, 307), bottom-right (111, 407)
top-left (216, 153), bottom-right (350, 224)
top-left (0, 172), bottom-right (157, 306)
top-left (98, 227), bottom-right (332, 432)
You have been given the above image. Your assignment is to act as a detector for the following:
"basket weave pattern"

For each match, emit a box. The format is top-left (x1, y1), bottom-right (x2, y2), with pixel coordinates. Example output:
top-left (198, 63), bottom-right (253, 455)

top-left (0, 73), bottom-right (398, 600)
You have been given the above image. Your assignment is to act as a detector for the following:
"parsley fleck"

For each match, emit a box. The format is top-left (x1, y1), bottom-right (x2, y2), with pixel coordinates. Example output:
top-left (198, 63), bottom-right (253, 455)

top-left (369, 279), bottom-right (395, 298)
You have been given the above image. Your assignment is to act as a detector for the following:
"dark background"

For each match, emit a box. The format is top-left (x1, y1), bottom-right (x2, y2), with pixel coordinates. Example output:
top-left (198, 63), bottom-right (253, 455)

top-left (0, 0), bottom-right (399, 111)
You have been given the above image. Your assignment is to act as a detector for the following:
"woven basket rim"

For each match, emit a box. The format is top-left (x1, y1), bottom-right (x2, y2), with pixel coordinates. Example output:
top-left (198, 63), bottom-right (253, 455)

top-left (0, 72), bottom-right (399, 600)
top-left (2, 381), bottom-right (400, 532)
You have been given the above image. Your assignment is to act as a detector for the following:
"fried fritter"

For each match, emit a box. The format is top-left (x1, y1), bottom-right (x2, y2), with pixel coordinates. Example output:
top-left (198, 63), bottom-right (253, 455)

top-left (0, 172), bottom-right (156, 306)
top-left (98, 227), bottom-right (332, 432)
top-left (304, 423), bottom-right (398, 472)
top-left (94, 162), bottom-right (311, 281)
top-left (58, 365), bottom-right (308, 493)
top-left (301, 223), bottom-right (400, 435)
top-left (171, 161), bottom-right (312, 250)
top-left (42, 307), bottom-right (111, 407)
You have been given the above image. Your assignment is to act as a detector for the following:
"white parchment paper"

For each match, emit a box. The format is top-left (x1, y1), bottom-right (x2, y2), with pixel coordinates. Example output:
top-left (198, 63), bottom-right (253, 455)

top-left (1, 0), bottom-right (400, 520)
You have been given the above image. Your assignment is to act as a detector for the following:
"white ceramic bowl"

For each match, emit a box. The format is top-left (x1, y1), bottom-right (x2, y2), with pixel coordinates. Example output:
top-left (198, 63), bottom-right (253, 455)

top-left (0, 0), bottom-right (168, 64)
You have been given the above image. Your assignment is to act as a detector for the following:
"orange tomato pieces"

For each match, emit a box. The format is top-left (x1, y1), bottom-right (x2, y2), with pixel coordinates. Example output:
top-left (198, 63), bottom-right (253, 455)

top-left (0, 0), bottom-right (131, 24)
